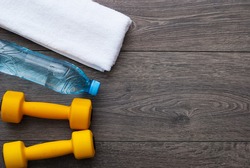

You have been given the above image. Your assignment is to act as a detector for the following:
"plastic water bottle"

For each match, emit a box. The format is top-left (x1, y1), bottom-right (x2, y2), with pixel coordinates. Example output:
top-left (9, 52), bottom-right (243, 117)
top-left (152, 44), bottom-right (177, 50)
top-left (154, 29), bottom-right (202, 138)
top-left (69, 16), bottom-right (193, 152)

top-left (0, 40), bottom-right (100, 95)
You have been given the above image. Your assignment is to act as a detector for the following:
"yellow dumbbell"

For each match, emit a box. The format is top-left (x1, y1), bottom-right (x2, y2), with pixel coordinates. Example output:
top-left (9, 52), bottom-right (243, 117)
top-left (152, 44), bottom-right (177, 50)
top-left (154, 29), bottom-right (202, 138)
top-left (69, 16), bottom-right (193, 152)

top-left (1, 91), bottom-right (92, 129)
top-left (3, 130), bottom-right (95, 168)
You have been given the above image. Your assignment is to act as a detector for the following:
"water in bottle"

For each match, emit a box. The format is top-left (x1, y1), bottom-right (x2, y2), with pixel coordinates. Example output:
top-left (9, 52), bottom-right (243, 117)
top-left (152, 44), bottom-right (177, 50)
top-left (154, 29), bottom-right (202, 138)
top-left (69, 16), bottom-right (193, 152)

top-left (0, 40), bottom-right (100, 95)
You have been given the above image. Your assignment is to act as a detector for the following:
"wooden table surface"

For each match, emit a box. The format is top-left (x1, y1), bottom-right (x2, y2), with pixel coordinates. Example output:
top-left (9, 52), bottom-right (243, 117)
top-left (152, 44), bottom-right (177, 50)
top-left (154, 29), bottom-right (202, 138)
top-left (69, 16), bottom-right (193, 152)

top-left (1, 1), bottom-right (250, 167)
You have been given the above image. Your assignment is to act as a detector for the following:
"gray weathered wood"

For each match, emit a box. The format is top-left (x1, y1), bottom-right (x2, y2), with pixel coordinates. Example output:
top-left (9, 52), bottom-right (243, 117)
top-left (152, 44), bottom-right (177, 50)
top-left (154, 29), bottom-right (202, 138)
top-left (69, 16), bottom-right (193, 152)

top-left (1, 1), bottom-right (250, 167)
top-left (1, 141), bottom-right (250, 168)
top-left (1, 0), bottom-right (250, 51)
top-left (0, 51), bottom-right (250, 141)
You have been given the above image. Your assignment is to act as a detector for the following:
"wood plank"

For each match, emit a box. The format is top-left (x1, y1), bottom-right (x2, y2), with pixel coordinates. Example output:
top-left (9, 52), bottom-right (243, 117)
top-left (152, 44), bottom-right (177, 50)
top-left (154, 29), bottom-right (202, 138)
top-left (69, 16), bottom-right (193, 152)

top-left (1, 1), bottom-right (249, 168)
top-left (0, 51), bottom-right (250, 141)
top-left (0, 141), bottom-right (249, 168)
top-left (100, 0), bottom-right (250, 51)
top-left (1, 1), bottom-right (250, 51)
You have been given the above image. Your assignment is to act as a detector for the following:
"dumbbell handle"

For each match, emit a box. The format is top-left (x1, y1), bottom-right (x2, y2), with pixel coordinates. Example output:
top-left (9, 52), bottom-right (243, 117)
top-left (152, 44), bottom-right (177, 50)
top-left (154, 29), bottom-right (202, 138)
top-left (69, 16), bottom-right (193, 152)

top-left (25, 140), bottom-right (72, 160)
top-left (22, 102), bottom-right (69, 119)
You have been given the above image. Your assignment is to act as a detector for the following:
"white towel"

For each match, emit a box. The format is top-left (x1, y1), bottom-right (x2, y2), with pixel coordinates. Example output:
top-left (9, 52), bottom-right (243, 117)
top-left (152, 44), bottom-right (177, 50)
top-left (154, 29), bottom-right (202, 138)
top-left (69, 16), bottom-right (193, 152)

top-left (0, 0), bottom-right (132, 71)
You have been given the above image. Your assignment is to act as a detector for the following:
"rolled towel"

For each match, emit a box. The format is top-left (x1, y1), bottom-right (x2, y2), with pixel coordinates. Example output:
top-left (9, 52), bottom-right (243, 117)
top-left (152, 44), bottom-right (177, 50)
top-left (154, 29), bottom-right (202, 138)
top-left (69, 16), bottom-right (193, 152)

top-left (0, 0), bottom-right (132, 71)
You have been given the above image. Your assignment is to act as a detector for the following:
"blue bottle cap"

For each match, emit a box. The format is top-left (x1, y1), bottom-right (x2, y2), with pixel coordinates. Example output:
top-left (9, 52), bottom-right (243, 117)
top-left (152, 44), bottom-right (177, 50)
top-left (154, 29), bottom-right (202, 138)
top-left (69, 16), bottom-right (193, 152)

top-left (89, 80), bottom-right (100, 96)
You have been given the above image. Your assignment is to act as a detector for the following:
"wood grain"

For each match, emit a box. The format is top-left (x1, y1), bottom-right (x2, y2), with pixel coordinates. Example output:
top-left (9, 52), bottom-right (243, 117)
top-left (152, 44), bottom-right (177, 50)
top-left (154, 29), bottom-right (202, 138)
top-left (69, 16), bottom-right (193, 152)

top-left (1, 1), bottom-right (250, 167)
top-left (0, 51), bottom-right (250, 141)
top-left (1, 0), bottom-right (250, 51)
top-left (100, 0), bottom-right (250, 51)
top-left (1, 141), bottom-right (249, 168)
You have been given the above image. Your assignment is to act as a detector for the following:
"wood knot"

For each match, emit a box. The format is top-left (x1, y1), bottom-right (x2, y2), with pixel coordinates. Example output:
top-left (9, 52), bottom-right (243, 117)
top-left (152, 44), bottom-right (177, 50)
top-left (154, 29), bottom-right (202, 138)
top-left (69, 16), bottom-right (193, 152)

top-left (172, 114), bottom-right (190, 125)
